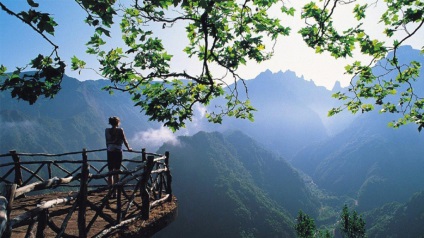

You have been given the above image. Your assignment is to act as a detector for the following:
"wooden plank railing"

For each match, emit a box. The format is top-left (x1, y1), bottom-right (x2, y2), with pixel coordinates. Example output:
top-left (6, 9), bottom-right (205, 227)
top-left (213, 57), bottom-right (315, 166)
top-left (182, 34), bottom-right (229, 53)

top-left (0, 148), bottom-right (173, 238)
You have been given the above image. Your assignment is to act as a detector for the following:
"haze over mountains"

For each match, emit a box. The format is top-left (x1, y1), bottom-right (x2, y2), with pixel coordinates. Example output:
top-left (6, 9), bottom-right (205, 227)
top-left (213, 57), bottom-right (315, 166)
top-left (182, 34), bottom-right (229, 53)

top-left (1, 46), bottom-right (423, 237)
top-left (154, 131), bottom-right (301, 237)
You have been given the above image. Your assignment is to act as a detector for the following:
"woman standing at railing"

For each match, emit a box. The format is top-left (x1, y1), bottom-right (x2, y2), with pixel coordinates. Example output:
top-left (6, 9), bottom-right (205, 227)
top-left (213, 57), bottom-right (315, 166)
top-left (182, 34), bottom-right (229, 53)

top-left (105, 116), bottom-right (132, 189)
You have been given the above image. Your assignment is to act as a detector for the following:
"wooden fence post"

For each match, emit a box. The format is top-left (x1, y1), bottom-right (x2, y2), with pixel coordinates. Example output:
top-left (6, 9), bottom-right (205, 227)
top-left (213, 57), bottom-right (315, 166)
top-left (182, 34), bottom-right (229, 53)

top-left (47, 162), bottom-right (52, 179)
top-left (10, 151), bottom-right (23, 187)
top-left (116, 183), bottom-right (122, 224)
top-left (165, 151), bottom-right (173, 202)
top-left (141, 148), bottom-right (146, 162)
top-left (1, 184), bottom-right (16, 238)
top-left (6, 184), bottom-right (16, 220)
top-left (0, 195), bottom-right (7, 238)
top-left (36, 209), bottom-right (48, 238)
top-left (141, 155), bottom-right (154, 220)
top-left (78, 148), bottom-right (89, 238)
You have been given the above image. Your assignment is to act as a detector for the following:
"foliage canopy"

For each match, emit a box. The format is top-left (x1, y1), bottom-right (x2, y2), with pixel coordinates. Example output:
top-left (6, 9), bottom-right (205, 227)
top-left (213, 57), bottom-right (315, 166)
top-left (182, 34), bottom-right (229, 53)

top-left (295, 210), bottom-right (317, 238)
top-left (340, 205), bottom-right (366, 238)
top-left (0, 0), bottom-right (423, 131)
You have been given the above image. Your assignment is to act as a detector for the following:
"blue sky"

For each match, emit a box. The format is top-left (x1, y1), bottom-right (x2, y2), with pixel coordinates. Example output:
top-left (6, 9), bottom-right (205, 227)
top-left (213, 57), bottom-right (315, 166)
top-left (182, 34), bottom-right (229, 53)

top-left (1, 0), bottom-right (423, 89)
top-left (1, 1), bottom-right (100, 78)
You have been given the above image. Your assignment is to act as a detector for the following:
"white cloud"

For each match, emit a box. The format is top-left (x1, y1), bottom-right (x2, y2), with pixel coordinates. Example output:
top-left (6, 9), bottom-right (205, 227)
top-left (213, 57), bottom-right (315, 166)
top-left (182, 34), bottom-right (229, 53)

top-left (184, 103), bottom-right (207, 132)
top-left (130, 103), bottom-right (210, 150)
top-left (194, 103), bottom-right (207, 118)
top-left (131, 126), bottom-right (180, 151)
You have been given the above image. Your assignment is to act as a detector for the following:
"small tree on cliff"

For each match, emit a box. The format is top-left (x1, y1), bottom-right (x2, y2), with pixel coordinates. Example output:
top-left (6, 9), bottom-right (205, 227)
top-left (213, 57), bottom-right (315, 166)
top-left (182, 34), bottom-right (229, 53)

top-left (295, 210), bottom-right (332, 238)
top-left (295, 210), bottom-right (317, 238)
top-left (340, 205), bottom-right (366, 238)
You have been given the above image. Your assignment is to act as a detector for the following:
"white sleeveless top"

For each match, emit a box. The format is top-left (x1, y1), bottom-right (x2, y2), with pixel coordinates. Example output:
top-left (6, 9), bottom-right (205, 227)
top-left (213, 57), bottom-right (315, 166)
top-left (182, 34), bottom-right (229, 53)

top-left (105, 128), bottom-right (125, 151)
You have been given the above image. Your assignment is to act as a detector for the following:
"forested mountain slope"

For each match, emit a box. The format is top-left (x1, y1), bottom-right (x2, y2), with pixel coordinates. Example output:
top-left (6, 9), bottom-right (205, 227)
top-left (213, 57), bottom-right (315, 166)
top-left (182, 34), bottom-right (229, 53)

top-left (292, 111), bottom-right (424, 211)
top-left (155, 131), bottom-right (323, 237)
top-left (365, 191), bottom-right (424, 237)
top-left (291, 46), bottom-right (424, 211)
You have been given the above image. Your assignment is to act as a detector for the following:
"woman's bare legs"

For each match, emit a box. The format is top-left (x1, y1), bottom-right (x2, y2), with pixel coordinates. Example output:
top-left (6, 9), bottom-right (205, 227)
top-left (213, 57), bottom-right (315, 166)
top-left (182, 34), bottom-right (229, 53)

top-left (108, 174), bottom-right (113, 186)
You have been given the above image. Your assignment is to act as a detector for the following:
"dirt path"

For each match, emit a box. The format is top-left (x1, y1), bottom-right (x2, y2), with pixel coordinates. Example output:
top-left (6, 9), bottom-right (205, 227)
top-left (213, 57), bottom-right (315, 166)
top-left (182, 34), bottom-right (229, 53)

top-left (9, 191), bottom-right (177, 237)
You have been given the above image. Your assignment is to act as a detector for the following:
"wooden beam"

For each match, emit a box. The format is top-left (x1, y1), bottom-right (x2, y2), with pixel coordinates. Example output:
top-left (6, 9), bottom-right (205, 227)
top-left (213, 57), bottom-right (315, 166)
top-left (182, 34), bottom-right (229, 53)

top-left (55, 197), bottom-right (79, 238)
top-left (141, 156), bottom-right (155, 220)
top-left (4, 184), bottom-right (17, 238)
top-left (0, 196), bottom-right (7, 237)
top-left (21, 164), bottom-right (45, 185)
top-left (92, 213), bottom-right (143, 238)
top-left (36, 209), bottom-right (48, 238)
top-left (78, 149), bottom-right (89, 238)
top-left (10, 195), bottom-right (76, 228)
top-left (150, 194), bottom-right (171, 208)
top-left (10, 151), bottom-right (23, 186)
top-left (165, 151), bottom-right (173, 202)
top-left (86, 200), bottom-right (115, 225)
top-left (14, 176), bottom-right (77, 198)
top-left (25, 219), bottom-right (37, 238)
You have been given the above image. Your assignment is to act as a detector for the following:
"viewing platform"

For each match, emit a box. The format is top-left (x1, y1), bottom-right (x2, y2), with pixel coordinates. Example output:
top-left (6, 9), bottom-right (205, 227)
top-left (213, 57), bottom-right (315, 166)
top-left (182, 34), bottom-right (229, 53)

top-left (0, 148), bottom-right (177, 237)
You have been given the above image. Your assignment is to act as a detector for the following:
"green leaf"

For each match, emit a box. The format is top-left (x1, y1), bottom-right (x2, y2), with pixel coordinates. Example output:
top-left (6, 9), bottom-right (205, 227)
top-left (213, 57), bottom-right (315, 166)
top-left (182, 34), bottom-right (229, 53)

top-left (0, 65), bottom-right (7, 74)
top-left (71, 56), bottom-right (86, 70)
top-left (95, 27), bottom-right (111, 37)
top-left (27, 0), bottom-right (39, 8)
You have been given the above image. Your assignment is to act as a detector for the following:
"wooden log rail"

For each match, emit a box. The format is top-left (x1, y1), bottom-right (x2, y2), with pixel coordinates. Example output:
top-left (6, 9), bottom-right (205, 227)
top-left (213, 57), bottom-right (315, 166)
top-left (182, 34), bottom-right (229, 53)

top-left (0, 148), bottom-right (173, 238)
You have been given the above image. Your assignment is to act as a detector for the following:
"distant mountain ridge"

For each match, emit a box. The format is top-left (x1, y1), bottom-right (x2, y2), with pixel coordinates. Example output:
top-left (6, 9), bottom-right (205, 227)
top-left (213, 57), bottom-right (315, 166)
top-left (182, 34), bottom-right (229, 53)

top-left (209, 69), bottom-right (352, 159)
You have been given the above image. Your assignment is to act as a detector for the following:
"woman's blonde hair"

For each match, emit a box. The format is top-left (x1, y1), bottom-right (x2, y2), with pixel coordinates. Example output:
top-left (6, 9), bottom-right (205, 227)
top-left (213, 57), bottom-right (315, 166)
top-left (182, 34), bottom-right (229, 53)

top-left (108, 116), bottom-right (120, 126)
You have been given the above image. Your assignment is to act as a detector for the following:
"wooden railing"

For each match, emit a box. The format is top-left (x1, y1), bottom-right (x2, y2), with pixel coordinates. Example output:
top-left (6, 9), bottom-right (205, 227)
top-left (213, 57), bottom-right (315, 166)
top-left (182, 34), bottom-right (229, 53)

top-left (0, 148), bottom-right (173, 238)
